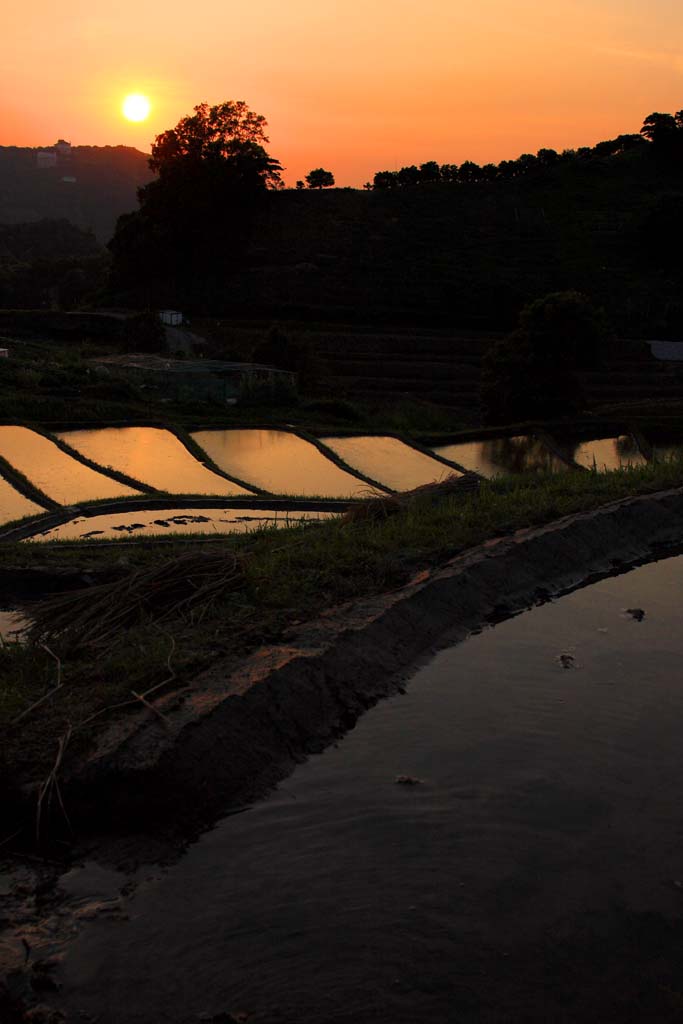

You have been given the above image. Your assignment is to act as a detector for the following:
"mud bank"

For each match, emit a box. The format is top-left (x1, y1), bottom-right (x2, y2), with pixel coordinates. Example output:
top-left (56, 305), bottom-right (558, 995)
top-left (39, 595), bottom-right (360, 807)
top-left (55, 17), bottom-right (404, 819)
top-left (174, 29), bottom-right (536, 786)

top-left (32, 486), bottom-right (683, 833)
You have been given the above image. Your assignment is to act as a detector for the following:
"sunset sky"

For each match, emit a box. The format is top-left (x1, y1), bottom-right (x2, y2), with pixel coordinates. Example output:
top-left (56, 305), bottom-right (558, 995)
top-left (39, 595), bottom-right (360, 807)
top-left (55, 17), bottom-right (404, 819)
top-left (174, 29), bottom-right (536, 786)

top-left (3, 0), bottom-right (682, 186)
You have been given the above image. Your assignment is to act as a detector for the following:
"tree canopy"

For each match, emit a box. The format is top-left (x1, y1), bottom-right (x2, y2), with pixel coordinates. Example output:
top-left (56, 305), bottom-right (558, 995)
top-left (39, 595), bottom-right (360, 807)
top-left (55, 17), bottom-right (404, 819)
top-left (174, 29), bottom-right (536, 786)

top-left (305, 168), bottom-right (335, 189)
top-left (481, 292), bottom-right (610, 424)
top-left (109, 100), bottom-right (282, 309)
top-left (149, 101), bottom-right (282, 187)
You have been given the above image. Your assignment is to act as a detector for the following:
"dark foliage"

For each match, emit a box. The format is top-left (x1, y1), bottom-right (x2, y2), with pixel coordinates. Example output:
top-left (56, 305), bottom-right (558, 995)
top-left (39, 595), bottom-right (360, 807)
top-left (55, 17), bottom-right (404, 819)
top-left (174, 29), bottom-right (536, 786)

top-left (481, 291), bottom-right (610, 423)
top-left (305, 168), bottom-right (335, 189)
top-left (252, 325), bottom-right (323, 394)
top-left (0, 220), bottom-right (107, 309)
top-left (108, 101), bottom-right (282, 311)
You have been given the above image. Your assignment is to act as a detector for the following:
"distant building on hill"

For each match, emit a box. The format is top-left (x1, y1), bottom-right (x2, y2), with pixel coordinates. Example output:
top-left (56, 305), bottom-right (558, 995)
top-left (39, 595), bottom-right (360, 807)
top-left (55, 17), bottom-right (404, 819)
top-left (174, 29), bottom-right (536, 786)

top-left (36, 150), bottom-right (57, 169)
top-left (36, 140), bottom-right (72, 170)
top-left (159, 309), bottom-right (183, 326)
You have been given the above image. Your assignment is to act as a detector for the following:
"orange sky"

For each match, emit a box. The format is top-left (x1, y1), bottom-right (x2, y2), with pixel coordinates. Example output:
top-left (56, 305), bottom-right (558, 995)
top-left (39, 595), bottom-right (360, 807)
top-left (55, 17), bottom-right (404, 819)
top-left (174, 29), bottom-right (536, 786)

top-left (2, 0), bottom-right (682, 186)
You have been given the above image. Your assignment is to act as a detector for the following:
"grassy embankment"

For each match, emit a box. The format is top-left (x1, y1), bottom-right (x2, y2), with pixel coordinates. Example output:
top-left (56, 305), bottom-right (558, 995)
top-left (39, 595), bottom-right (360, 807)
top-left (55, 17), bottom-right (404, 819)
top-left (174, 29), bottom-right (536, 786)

top-left (2, 457), bottom-right (683, 809)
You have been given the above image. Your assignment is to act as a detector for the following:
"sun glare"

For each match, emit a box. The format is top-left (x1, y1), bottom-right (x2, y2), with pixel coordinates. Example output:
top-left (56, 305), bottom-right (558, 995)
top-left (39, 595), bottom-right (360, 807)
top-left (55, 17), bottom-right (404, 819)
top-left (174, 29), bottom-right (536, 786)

top-left (122, 93), bottom-right (151, 123)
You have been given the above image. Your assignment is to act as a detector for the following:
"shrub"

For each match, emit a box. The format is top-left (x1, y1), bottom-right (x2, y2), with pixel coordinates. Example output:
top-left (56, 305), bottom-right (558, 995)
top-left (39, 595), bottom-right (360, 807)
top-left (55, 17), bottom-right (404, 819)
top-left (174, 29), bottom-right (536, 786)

top-left (481, 291), bottom-right (610, 423)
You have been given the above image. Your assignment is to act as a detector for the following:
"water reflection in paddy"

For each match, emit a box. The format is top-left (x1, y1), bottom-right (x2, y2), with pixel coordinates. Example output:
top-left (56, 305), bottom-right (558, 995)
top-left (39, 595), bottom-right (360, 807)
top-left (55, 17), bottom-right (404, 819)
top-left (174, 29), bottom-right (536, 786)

top-left (321, 435), bottom-right (457, 492)
top-left (26, 507), bottom-right (336, 542)
top-left (0, 475), bottom-right (44, 525)
top-left (568, 435), bottom-right (646, 471)
top-left (192, 429), bottom-right (373, 498)
top-left (433, 435), bottom-right (567, 478)
top-left (0, 426), bottom-right (139, 504)
top-left (59, 428), bottom-right (253, 496)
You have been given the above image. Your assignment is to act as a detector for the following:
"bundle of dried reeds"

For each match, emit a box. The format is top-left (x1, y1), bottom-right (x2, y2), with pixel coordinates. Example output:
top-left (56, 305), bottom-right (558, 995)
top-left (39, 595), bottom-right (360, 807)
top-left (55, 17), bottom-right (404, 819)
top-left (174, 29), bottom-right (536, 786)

top-left (342, 472), bottom-right (480, 523)
top-left (26, 551), bottom-right (245, 650)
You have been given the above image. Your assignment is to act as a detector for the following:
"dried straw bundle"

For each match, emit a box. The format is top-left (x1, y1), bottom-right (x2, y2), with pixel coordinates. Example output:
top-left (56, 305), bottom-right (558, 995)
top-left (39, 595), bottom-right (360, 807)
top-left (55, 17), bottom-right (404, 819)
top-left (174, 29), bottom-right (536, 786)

top-left (342, 472), bottom-right (480, 524)
top-left (26, 551), bottom-right (245, 650)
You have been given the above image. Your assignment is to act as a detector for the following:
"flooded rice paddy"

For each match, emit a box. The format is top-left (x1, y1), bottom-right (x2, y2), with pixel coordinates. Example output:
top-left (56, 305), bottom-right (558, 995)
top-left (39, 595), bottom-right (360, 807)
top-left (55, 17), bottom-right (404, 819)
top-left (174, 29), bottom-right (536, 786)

top-left (567, 435), bottom-right (646, 471)
top-left (0, 474), bottom-right (44, 525)
top-left (321, 435), bottom-right (458, 491)
top-left (58, 427), bottom-right (253, 496)
top-left (54, 553), bottom-right (683, 1023)
top-left (433, 434), bottom-right (568, 477)
top-left (25, 507), bottom-right (335, 542)
top-left (192, 429), bottom-right (373, 498)
top-left (0, 426), bottom-right (139, 504)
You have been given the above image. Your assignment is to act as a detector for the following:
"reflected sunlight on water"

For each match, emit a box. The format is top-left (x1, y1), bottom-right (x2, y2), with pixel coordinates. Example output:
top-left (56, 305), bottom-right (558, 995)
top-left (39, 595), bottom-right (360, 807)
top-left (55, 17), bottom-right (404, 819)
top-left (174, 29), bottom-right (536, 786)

top-left (433, 435), bottom-right (567, 478)
top-left (321, 435), bottom-right (457, 492)
top-left (569, 436), bottom-right (646, 471)
top-left (192, 429), bottom-right (373, 498)
top-left (59, 427), bottom-right (254, 496)
top-left (25, 507), bottom-right (336, 542)
top-left (0, 474), bottom-right (44, 525)
top-left (0, 426), bottom-right (139, 504)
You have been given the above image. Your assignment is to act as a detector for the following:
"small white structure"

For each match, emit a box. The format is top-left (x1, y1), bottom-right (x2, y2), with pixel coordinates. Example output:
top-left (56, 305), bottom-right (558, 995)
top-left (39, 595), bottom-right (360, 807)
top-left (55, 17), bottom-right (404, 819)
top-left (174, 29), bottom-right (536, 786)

top-left (648, 340), bottom-right (683, 361)
top-left (0, 348), bottom-right (9, 359)
top-left (61, 176), bottom-right (77, 184)
top-left (159, 310), bottom-right (183, 326)
top-left (36, 151), bottom-right (57, 169)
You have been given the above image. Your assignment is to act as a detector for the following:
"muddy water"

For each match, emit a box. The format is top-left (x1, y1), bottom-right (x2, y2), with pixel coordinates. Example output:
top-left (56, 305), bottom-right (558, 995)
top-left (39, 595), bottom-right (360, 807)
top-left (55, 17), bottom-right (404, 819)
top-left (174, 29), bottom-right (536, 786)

top-left (321, 435), bottom-right (458, 492)
top-left (567, 435), bottom-right (646, 471)
top-left (0, 475), bottom-right (44, 525)
top-left (192, 429), bottom-right (372, 498)
top-left (58, 427), bottom-right (253, 496)
top-left (25, 507), bottom-right (336, 542)
top-left (433, 434), bottom-right (568, 477)
top-left (55, 555), bottom-right (683, 1023)
top-left (0, 426), bottom-right (138, 504)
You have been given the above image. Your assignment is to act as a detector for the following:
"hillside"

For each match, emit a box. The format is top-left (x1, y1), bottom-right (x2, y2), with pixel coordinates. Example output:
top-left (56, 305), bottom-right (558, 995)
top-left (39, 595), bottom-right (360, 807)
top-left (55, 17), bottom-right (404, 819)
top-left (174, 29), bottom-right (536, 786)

top-left (217, 147), bottom-right (683, 337)
top-left (0, 143), bottom-right (153, 243)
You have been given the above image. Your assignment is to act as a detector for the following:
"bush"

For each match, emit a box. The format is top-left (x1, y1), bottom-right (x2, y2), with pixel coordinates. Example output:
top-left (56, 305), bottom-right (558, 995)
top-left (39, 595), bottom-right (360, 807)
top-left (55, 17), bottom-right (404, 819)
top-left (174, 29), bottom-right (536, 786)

top-left (481, 291), bottom-right (610, 423)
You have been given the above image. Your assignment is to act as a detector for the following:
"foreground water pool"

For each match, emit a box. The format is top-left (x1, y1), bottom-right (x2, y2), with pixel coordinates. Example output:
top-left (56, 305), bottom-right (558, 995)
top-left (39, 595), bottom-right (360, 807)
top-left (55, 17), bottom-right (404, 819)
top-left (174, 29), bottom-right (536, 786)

top-left (24, 507), bottom-right (336, 542)
top-left (0, 426), bottom-right (139, 504)
top-left (55, 553), bottom-right (683, 1022)
top-left (433, 434), bottom-right (568, 477)
top-left (58, 427), bottom-right (254, 496)
top-left (192, 429), bottom-right (373, 498)
top-left (321, 435), bottom-right (458, 491)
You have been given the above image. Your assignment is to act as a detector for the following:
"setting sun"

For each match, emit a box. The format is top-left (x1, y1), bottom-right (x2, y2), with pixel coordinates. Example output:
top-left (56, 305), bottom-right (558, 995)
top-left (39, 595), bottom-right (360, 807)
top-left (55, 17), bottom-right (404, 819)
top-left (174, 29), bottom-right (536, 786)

top-left (122, 93), bottom-right (151, 123)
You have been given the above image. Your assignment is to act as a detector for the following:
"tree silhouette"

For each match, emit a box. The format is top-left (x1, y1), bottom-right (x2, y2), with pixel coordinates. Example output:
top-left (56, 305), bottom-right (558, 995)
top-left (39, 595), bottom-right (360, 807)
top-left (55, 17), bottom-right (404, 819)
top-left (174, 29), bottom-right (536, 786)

top-left (640, 112), bottom-right (678, 146)
top-left (305, 168), bottom-right (335, 189)
top-left (481, 291), bottom-right (610, 423)
top-left (150, 101), bottom-right (282, 187)
top-left (109, 100), bottom-right (282, 309)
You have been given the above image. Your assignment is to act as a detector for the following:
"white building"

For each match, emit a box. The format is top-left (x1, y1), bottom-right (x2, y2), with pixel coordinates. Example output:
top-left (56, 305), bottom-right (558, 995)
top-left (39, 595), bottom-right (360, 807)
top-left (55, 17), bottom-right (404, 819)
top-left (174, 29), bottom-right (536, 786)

top-left (159, 310), bottom-right (183, 326)
top-left (36, 151), bottom-right (57, 169)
